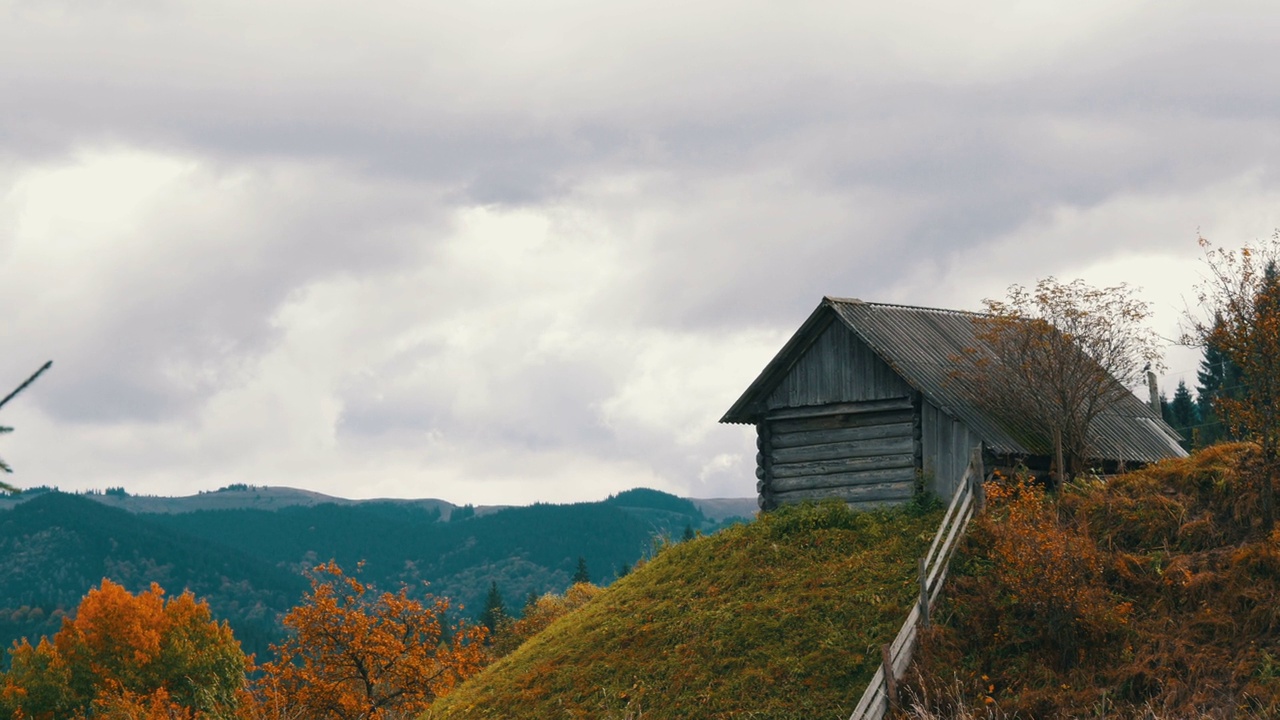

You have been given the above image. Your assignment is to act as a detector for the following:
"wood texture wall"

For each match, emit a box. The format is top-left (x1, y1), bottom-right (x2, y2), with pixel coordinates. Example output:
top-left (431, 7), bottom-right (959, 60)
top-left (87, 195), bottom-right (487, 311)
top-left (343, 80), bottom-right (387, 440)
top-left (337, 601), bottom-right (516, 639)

top-left (758, 399), bottom-right (917, 511)
top-left (765, 320), bottom-right (911, 411)
top-left (920, 401), bottom-right (981, 499)
top-left (753, 320), bottom-right (983, 511)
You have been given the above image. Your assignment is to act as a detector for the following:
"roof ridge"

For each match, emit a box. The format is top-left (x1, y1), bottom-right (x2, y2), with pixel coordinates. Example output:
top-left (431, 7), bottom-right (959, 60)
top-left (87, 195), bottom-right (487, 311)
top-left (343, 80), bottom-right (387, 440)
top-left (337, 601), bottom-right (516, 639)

top-left (824, 296), bottom-right (988, 318)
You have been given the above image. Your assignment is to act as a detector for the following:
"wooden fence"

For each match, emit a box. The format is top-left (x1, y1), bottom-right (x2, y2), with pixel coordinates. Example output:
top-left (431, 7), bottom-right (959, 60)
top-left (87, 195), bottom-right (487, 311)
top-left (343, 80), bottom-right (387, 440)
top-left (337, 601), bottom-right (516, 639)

top-left (846, 446), bottom-right (985, 720)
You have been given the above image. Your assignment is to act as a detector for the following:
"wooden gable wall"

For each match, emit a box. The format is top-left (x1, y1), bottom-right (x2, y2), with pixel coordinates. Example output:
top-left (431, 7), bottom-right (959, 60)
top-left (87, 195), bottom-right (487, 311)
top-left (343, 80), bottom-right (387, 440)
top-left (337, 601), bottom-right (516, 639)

top-left (765, 319), bottom-right (912, 411)
top-left (756, 320), bottom-right (920, 511)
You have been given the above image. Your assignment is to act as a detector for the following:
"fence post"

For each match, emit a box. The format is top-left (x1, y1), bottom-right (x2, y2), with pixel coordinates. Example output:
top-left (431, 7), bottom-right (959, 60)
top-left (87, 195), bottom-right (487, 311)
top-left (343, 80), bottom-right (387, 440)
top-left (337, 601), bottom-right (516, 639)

top-left (881, 644), bottom-right (897, 712)
top-left (970, 446), bottom-right (985, 513)
top-left (918, 555), bottom-right (929, 628)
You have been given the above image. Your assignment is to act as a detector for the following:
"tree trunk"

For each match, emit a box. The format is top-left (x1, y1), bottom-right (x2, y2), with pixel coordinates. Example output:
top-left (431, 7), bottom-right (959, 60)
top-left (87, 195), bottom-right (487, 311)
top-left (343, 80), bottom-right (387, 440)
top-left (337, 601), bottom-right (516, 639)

top-left (1263, 447), bottom-right (1276, 535)
top-left (1053, 427), bottom-right (1065, 491)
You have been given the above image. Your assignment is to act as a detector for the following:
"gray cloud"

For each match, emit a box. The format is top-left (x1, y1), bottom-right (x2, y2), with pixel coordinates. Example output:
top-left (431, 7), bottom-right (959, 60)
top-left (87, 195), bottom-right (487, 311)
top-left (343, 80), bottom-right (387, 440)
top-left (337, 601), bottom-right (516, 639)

top-left (2, 1), bottom-right (1280, 502)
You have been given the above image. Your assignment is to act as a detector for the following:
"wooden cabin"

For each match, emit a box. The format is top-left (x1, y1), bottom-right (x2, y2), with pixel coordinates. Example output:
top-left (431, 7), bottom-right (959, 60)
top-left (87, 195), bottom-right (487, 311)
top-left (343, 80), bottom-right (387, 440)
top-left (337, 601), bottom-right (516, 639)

top-left (721, 297), bottom-right (1187, 511)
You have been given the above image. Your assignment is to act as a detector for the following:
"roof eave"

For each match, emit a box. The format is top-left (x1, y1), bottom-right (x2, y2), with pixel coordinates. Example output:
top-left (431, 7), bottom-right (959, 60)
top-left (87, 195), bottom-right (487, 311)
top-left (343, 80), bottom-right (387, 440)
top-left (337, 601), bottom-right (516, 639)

top-left (719, 299), bottom-right (848, 424)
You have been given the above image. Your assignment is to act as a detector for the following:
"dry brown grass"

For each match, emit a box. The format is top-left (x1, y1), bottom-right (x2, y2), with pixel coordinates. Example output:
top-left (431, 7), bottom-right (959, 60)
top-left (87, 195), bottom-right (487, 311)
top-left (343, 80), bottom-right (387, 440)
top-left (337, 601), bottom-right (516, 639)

top-left (905, 444), bottom-right (1280, 719)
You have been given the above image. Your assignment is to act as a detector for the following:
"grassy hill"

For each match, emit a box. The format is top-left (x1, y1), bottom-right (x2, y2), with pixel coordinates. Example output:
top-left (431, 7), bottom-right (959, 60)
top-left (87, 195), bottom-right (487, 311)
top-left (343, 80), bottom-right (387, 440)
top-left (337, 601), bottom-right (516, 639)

top-left (427, 500), bottom-right (942, 720)
top-left (906, 443), bottom-right (1280, 718)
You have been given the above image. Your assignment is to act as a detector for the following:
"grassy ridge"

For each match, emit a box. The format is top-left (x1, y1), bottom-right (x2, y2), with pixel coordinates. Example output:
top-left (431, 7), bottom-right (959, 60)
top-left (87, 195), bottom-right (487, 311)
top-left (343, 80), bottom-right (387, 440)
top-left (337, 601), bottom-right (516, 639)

top-left (428, 501), bottom-right (942, 720)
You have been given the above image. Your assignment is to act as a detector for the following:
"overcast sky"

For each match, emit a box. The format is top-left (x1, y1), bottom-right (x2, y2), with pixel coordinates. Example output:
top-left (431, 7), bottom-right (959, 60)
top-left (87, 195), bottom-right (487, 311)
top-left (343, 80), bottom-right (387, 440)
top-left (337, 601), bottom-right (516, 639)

top-left (2, 1), bottom-right (1278, 504)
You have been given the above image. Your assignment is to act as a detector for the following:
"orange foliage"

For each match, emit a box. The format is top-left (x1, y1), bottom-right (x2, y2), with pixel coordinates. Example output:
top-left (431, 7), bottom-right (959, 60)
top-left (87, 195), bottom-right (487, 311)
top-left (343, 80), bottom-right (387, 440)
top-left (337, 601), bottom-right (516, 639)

top-left (0, 580), bottom-right (247, 720)
top-left (981, 473), bottom-right (1128, 670)
top-left (80, 684), bottom-right (196, 720)
top-left (909, 447), bottom-right (1280, 718)
top-left (252, 561), bottom-right (487, 720)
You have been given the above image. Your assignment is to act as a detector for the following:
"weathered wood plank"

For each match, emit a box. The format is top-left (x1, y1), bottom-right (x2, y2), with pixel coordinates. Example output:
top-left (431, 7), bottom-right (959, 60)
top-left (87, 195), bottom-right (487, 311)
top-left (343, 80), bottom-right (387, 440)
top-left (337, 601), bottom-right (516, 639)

top-left (764, 320), bottom-right (913, 411)
top-left (849, 665), bottom-right (887, 720)
top-left (771, 479), bottom-right (915, 503)
top-left (775, 424), bottom-right (913, 449)
top-left (770, 410), bottom-right (914, 434)
top-left (770, 422), bottom-right (913, 449)
top-left (771, 453), bottom-right (915, 479)
top-left (770, 436), bottom-right (915, 464)
top-left (770, 467), bottom-right (917, 493)
top-left (765, 397), bottom-right (913, 421)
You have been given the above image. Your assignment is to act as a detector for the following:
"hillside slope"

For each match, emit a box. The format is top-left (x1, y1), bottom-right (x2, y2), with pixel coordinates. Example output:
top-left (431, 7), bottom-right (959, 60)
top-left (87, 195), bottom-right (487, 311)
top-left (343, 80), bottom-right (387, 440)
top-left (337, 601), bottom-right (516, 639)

top-left (0, 492), bottom-right (305, 658)
top-left (427, 501), bottom-right (941, 720)
top-left (908, 443), bottom-right (1280, 718)
top-left (142, 490), bottom-right (731, 615)
top-left (0, 487), bottom-right (749, 662)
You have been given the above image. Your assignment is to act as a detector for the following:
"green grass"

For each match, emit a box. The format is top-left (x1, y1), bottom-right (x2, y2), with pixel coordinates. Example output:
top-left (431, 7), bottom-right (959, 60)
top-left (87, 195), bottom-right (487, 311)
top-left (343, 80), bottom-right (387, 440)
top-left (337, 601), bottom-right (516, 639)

top-left (427, 501), bottom-right (942, 720)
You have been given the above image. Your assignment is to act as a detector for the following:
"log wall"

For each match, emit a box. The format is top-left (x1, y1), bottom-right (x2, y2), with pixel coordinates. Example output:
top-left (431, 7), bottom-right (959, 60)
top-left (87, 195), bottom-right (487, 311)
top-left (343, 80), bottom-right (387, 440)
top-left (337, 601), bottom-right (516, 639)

top-left (761, 399), bottom-right (917, 511)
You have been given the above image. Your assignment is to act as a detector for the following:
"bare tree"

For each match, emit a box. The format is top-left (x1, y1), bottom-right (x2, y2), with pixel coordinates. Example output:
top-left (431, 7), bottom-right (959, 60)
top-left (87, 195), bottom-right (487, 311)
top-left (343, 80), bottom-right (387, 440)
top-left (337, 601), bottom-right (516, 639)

top-left (955, 278), bottom-right (1163, 484)
top-left (1183, 234), bottom-right (1280, 532)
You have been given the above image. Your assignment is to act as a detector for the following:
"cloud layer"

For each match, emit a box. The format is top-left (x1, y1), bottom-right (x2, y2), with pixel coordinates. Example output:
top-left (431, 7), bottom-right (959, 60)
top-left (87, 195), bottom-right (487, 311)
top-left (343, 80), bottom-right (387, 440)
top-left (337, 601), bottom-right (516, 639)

top-left (2, 1), bottom-right (1280, 503)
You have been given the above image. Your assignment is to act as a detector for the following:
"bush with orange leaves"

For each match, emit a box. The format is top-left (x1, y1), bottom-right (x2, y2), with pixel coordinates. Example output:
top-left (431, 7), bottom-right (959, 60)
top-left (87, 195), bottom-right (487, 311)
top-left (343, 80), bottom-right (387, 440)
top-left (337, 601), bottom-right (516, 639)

top-left (910, 469), bottom-right (1132, 716)
top-left (907, 447), bottom-right (1280, 718)
top-left (979, 473), bottom-right (1131, 672)
top-left (489, 582), bottom-right (602, 658)
top-left (249, 561), bottom-right (488, 720)
top-left (0, 579), bottom-right (248, 720)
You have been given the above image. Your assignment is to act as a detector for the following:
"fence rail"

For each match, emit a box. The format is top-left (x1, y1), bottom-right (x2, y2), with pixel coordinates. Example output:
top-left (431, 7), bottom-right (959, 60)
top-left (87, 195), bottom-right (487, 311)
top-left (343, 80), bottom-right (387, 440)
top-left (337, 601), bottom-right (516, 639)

top-left (847, 447), bottom-right (985, 720)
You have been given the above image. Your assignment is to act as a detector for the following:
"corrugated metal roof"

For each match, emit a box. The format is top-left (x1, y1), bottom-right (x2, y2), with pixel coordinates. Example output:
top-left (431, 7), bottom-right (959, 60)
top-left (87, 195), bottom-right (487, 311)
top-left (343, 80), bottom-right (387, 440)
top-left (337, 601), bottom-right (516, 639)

top-left (721, 297), bottom-right (1187, 464)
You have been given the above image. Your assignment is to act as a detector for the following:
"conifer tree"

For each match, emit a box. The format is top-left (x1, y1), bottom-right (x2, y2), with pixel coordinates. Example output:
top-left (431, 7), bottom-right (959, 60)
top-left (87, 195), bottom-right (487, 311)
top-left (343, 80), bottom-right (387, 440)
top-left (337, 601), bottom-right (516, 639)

top-left (572, 556), bottom-right (590, 584)
top-left (1168, 380), bottom-right (1198, 450)
top-left (1195, 315), bottom-right (1243, 445)
top-left (682, 524), bottom-right (696, 542)
top-left (480, 581), bottom-right (506, 634)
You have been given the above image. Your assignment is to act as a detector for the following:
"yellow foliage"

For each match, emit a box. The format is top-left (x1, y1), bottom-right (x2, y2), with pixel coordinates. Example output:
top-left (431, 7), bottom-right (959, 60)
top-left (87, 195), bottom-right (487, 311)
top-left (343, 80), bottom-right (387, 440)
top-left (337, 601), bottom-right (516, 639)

top-left (490, 582), bottom-right (602, 658)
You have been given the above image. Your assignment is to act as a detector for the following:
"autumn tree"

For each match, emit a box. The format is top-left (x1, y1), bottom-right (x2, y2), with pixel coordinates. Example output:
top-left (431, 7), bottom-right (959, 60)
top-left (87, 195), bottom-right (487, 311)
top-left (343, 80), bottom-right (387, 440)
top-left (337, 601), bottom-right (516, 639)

top-left (1184, 236), bottom-right (1280, 532)
top-left (0, 579), bottom-right (248, 720)
top-left (956, 278), bottom-right (1164, 482)
top-left (253, 561), bottom-right (487, 720)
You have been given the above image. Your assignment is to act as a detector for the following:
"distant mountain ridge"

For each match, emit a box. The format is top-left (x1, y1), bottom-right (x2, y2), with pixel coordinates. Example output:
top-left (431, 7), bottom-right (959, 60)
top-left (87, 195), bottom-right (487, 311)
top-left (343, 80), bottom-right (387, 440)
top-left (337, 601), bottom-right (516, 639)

top-left (0, 484), bottom-right (756, 521)
top-left (0, 486), bottom-right (755, 662)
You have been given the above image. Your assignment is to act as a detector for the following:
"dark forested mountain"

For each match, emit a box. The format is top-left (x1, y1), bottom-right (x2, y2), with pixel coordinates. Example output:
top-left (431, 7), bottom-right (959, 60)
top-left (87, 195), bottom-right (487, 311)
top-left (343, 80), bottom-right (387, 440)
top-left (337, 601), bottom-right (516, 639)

top-left (0, 492), bottom-right (305, 659)
top-left (0, 487), bottom-right (751, 661)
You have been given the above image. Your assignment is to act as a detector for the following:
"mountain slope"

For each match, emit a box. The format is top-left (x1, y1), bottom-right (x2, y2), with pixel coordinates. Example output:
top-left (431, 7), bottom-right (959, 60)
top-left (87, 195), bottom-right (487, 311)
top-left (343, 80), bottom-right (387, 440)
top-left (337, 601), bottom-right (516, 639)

top-left (0, 492), bottom-right (305, 658)
top-left (427, 501), bottom-right (942, 720)
top-left (141, 491), bottom-right (734, 616)
top-left (0, 487), bottom-right (752, 664)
